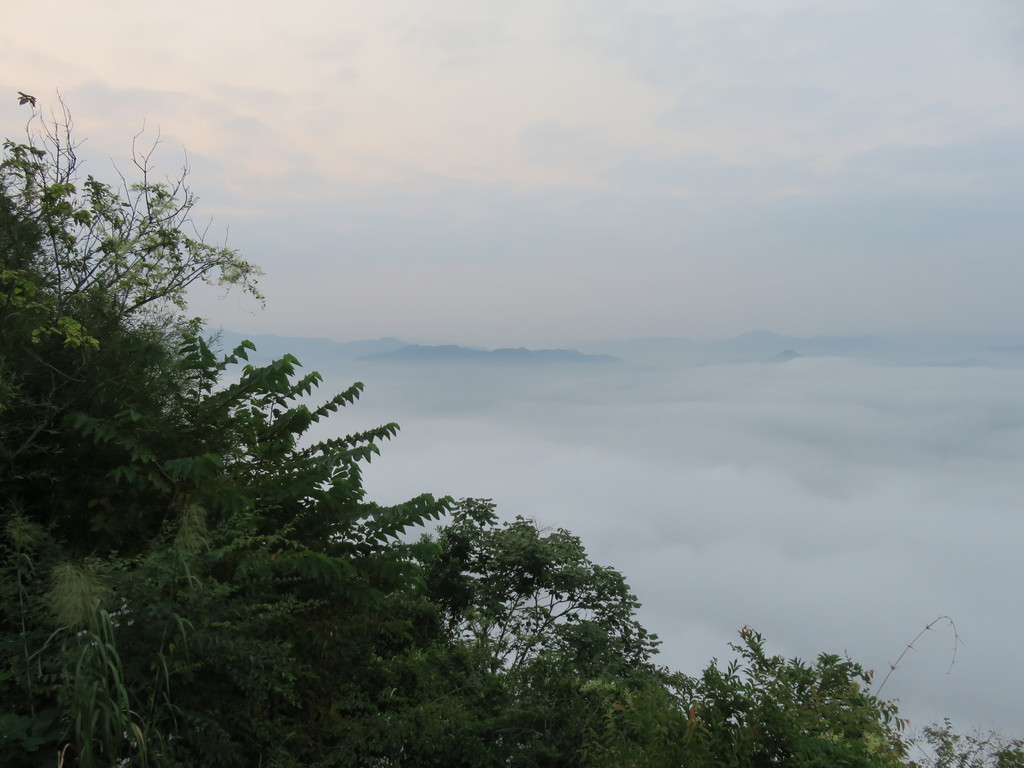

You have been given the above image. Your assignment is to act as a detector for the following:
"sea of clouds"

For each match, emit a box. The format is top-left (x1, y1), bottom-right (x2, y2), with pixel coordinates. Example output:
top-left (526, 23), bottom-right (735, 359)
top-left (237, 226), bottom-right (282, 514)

top-left (289, 346), bottom-right (1024, 735)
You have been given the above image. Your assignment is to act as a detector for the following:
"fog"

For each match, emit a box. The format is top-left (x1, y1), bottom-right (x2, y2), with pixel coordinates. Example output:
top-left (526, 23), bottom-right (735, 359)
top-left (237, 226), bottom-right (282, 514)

top-left (247, 334), bottom-right (1024, 734)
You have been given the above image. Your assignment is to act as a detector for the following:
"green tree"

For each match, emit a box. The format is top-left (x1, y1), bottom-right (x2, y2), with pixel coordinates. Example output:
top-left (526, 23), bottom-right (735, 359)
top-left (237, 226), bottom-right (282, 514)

top-left (1, 94), bottom-right (448, 767)
top-left (910, 720), bottom-right (1024, 768)
top-left (348, 498), bottom-right (674, 767)
top-left (675, 626), bottom-right (909, 767)
top-left (1, 94), bottom-right (262, 554)
top-left (421, 499), bottom-right (659, 676)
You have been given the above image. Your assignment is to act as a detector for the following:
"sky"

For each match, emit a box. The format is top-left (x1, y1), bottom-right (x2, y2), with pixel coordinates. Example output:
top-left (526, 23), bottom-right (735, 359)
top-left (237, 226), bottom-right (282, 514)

top-left (3, 0), bottom-right (1024, 347)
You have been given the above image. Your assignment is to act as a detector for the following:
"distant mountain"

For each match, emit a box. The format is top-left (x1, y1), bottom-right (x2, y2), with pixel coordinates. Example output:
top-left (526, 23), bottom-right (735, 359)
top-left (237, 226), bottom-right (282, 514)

top-left (770, 349), bottom-right (803, 363)
top-left (582, 332), bottom-right (1024, 367)
top-left (715, 332), bottom-right (896, 361)
top-left (205, 330), bottom-right (409, 363)
top-left (359, 344), bottom-right (616, 365)
top-left (910, 357), bottom-right (998, 369)
top-left (207, 329), bottom-right (1024, 369)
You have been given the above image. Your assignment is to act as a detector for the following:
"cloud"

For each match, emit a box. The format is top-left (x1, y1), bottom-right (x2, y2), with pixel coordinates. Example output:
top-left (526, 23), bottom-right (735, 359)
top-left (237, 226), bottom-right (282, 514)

top-left (569, 0), bottom-right (1024, 157)
top-left (302, 353), bottom-right (1024, 732)
top-left (840, 130), bottom-right (1024, 193)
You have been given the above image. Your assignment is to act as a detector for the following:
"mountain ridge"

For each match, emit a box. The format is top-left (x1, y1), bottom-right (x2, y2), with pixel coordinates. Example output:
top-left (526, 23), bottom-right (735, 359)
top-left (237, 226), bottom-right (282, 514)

top-left (206, 329), bottom-right (1024, 368)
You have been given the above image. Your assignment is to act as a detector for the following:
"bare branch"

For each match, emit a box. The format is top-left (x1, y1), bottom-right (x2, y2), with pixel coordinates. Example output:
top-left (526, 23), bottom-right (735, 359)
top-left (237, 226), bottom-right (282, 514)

top-left (875, 615), bottom-right (961, 697)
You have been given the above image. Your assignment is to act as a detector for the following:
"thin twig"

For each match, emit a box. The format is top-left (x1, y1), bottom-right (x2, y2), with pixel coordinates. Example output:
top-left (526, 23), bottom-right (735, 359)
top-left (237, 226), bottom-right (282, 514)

top-left (875, 615), bottom-right (961, 697)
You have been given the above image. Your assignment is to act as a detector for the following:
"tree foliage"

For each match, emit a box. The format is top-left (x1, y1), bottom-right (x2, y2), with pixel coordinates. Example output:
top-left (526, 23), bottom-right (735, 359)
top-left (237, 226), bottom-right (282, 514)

top-left (673, 626), bottom-right (908, 767)
top-left (352, 499), bottom-right (672, 766)
top-left (909, 720), bottom-right (1024, 768)
top-left (1, 94), bottom-right (449, 766)
top-left (2, 97), bottom-right (261, 331)
top-left (420, 499), bottom-right (659, 676)
top-left (0, 96), bottom-right (263, 554)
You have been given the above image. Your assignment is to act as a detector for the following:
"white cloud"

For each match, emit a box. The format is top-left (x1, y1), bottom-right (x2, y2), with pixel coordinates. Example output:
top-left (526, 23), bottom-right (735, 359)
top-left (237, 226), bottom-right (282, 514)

top-left (311, 354), bottom-right (1024, 732)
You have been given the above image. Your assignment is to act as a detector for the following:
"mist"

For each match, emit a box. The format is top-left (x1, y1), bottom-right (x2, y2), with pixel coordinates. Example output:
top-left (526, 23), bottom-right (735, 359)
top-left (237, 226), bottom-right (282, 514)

top-left (255, 336), bottom-right (1024, 735)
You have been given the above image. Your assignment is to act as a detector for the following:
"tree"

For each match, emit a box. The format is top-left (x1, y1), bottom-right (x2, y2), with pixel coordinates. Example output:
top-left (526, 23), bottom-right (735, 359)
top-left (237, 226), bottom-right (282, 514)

top-left (909, 720), bottom-right (1024, 768)
top-left (1, 94), bottom-right (263, 554)
top-left (420, 498), bottom-right (659, 676)
top-left (1, 93), bottom-right (448, 767)
top-left (674, 626), bottom-right (909, 767)
top-left (345, 498), bottom-right (674, 767)
top-left (2, 96), bottom-right (261, 330)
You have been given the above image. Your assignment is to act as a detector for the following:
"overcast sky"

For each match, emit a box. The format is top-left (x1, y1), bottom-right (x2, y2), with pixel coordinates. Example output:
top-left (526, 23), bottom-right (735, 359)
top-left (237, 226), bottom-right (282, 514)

top-left (3, 0), bottom-right (1023, 346)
